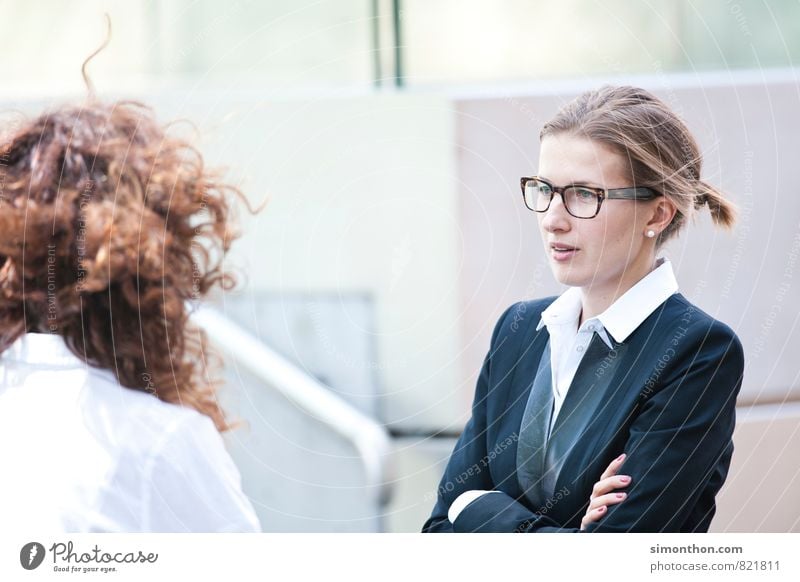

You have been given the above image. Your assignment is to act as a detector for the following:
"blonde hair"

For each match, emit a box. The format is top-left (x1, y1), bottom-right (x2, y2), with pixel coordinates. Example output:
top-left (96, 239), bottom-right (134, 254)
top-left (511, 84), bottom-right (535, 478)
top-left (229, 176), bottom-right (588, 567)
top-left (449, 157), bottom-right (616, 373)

top-left (540, 85), bottom-right (737, 246)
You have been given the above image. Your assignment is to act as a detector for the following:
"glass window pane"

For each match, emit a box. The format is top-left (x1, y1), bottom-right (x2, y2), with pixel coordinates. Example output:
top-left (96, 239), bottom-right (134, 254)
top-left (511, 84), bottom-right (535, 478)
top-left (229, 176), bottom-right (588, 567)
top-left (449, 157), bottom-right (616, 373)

top-left (0, 0), bottom-right (373, 94)
top-left (401, 0), bottom-right (800, 86)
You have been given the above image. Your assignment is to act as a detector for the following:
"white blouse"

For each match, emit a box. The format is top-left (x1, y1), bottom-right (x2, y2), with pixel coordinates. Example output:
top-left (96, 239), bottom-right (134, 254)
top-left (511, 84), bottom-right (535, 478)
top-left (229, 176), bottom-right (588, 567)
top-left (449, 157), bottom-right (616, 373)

top-left (0, 333), bottom-right (260, 533)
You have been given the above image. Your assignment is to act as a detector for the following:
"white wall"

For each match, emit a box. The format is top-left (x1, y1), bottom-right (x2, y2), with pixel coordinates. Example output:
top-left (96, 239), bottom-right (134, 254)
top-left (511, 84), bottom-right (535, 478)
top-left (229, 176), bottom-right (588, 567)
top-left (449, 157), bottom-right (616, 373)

top-left (153, 92), bottom-right (465, 432)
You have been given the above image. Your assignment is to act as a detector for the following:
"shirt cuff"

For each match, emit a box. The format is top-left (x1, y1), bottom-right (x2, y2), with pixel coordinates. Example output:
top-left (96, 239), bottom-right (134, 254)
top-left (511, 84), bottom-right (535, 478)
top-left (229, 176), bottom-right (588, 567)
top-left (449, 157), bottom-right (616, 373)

top-left (448, 490), bottom-right (501, 523)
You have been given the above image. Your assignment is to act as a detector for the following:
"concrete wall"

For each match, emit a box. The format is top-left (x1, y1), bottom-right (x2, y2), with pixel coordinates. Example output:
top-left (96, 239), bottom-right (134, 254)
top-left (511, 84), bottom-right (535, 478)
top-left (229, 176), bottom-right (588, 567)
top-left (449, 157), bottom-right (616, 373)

top-left (712, 402), bottom-right (800, 532)
top-left (152, 92), bottom-right (467, 433)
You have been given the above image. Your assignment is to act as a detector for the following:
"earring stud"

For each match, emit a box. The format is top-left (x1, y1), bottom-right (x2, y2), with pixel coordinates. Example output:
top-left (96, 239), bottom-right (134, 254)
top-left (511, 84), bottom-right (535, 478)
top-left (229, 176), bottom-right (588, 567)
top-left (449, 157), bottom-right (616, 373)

top-left (646, 230), bottom-right (656, 238)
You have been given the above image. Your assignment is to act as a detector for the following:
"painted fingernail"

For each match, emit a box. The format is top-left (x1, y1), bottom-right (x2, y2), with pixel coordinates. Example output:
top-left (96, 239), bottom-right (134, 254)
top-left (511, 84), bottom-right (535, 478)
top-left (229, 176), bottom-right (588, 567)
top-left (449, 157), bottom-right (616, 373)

top-left (616, 453), bottom-right (626, 462)
top-left (598, 506), bottom-right (606, 512)
top-left (620, 476), bottom-right (630, 483)
top-left (616, 493), bottom-right (626, 499)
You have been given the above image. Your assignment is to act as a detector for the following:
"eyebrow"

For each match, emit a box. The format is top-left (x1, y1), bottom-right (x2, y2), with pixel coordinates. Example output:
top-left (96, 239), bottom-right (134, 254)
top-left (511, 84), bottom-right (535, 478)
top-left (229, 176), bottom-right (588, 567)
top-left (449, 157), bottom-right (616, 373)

top-left (539, 176), bottom-right (604, 188)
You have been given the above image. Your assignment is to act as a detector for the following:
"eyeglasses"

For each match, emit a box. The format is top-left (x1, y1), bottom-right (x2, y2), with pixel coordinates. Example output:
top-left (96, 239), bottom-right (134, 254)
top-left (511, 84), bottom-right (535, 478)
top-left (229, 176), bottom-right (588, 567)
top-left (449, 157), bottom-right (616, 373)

top-left (520, 176), bottom-right (661, 219)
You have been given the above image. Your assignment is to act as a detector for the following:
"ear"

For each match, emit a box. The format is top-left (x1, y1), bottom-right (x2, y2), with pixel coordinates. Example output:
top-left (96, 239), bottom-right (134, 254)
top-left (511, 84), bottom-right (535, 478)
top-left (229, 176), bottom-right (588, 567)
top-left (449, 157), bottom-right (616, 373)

top-left (646, 198), bottom-right (677, 231)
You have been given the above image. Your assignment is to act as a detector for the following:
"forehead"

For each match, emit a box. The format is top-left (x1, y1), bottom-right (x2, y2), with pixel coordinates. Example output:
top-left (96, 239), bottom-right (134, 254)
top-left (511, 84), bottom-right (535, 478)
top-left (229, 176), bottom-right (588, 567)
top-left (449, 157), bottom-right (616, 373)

top-left (537, 133), bottom-right (629, 186)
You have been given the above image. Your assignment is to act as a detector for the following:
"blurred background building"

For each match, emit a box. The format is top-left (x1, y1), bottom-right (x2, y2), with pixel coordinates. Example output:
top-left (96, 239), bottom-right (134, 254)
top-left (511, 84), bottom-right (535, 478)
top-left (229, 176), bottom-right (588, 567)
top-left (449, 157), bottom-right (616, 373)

top-left (1, 0), bottom-right (799, 532)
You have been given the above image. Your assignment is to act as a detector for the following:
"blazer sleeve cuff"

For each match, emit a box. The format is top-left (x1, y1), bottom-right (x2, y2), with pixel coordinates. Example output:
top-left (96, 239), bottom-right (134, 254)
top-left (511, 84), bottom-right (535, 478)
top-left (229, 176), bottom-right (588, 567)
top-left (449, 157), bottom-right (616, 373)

top-left (448, 490), bottom-right (499, 523)
top-left (452, 490), bottom-right (562, 532)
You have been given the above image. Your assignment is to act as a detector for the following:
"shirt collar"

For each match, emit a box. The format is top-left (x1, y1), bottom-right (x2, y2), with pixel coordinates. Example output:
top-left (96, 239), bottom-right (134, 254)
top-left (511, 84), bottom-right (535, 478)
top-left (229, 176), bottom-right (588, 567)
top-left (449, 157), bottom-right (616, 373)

top-left (1, 333), bottom-right (88, 368)
top-left (535, 256), bottom-right (678, 346)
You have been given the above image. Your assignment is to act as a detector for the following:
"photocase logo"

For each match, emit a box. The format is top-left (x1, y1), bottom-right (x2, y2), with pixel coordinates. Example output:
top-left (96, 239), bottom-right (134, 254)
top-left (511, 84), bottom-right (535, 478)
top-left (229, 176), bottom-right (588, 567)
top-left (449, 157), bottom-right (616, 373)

top-left (20, 542), bottom-right (46, 570)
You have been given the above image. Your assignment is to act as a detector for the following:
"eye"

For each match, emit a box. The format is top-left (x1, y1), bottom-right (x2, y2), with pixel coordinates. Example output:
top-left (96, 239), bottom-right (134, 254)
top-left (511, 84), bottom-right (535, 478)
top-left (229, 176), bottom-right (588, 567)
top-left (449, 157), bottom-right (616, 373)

top-left (525, 180), bottom-right (550, 195)
top-left (571, 187), bottom-right (596, 200)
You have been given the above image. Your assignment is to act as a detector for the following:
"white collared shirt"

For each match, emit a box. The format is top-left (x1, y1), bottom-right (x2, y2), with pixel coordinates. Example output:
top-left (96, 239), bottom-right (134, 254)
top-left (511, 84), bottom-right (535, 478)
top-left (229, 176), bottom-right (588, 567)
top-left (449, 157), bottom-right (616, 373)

top-left (535, 256), bottom-right (679, 435)
top-left (0, 333), bottom-right (261, 532)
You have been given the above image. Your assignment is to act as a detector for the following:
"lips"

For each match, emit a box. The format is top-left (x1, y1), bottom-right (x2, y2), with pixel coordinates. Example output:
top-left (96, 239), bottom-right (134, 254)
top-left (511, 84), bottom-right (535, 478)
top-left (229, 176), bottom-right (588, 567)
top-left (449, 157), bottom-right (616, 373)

top-left (550, 242), bottom-right (579, 262)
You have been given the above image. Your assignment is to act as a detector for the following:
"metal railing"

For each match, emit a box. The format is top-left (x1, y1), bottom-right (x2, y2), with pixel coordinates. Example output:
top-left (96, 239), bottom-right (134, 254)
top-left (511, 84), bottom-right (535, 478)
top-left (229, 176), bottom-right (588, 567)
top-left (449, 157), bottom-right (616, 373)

top-left (191, 304), bottom-right (394, 508)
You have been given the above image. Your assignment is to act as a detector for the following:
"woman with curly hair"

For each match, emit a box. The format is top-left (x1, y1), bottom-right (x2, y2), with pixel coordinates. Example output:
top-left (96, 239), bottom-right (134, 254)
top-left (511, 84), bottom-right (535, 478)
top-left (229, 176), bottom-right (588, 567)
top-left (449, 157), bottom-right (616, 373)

top-left (0, 99), bottom-right (260, 532)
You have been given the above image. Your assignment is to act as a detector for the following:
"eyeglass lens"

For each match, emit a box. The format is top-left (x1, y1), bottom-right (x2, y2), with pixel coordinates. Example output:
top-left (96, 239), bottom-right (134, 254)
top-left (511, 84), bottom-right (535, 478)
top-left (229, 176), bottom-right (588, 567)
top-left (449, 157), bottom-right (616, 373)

top-left (524, 179), bottom-right (598, 218)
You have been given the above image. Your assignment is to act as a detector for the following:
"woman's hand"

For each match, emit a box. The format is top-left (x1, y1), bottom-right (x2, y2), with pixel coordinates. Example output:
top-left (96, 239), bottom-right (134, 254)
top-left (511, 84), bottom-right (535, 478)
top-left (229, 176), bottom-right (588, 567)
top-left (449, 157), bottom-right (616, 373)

top-left (580, 453), bottom-right (632, 531)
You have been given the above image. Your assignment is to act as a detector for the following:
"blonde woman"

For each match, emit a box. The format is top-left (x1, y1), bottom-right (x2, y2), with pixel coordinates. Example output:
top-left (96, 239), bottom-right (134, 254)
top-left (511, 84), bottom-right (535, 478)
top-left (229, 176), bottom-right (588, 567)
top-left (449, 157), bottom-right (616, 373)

top-left (423, 86), bottom-right (744, 533)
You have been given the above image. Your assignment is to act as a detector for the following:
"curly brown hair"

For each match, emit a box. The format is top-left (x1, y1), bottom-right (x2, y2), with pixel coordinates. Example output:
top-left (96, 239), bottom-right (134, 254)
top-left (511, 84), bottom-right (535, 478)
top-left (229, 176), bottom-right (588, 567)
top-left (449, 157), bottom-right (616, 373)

top-left (0, 100), bottom-right (248, 432)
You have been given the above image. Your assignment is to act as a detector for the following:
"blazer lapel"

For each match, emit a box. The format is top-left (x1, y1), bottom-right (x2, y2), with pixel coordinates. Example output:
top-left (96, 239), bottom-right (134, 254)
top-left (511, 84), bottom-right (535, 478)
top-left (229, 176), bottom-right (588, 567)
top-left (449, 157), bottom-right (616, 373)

top-left (515, 339), bottom-right (554, 508)
top-left (542, 333), bottom-right (630, 497)
top-left (490, 321), bottom-right (549, 500)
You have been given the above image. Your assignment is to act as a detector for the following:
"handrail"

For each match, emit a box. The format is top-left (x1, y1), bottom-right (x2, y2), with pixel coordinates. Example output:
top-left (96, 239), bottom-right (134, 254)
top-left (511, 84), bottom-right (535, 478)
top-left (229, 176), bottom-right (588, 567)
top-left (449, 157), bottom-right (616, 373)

top-left (190, 303), bottom-right (394, 508)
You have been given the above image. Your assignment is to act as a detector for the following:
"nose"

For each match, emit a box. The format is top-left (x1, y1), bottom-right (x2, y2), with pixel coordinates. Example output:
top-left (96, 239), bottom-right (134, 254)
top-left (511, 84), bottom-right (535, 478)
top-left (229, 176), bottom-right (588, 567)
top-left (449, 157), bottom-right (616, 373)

top-left (539, 192), bottom-right (573, 233)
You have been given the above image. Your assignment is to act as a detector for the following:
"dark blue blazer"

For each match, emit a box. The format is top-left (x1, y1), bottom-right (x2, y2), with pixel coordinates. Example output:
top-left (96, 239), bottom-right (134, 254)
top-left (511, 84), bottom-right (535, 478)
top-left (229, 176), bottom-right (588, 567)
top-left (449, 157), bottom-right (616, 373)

top-left (422, 293), bottom-right (745, 533)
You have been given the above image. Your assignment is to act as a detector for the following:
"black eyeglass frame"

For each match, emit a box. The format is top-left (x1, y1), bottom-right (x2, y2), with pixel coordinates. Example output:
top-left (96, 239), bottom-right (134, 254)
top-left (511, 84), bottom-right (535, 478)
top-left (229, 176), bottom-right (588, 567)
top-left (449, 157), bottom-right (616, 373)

top-left (520, 176), bottom-right (661, 219)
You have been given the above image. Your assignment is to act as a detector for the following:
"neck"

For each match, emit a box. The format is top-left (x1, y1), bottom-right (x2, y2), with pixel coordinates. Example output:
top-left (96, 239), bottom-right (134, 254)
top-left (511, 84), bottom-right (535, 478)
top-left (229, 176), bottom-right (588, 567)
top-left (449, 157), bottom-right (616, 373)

top-left (579, 254), bottom-right (658, 326)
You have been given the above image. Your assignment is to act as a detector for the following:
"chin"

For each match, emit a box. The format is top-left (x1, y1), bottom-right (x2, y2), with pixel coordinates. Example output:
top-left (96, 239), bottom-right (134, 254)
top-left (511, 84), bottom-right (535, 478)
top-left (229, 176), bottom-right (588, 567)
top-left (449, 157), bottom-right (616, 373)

top-left (549, 267), bottom-right (586, 287)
